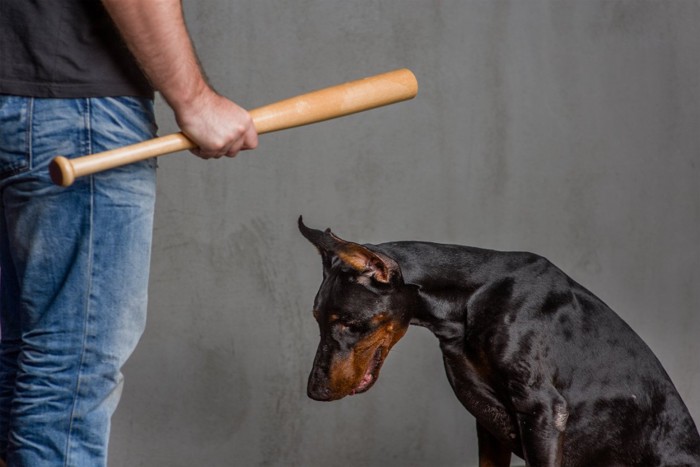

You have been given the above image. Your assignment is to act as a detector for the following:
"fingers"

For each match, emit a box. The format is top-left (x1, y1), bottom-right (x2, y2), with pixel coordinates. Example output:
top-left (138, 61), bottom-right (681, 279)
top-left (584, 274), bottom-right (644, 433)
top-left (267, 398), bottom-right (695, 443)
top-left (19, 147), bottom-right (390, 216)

top-left (189, 119), bottom-right (257, 159)
top-left (221, 123), bottom-right (258, 157)
top-left (188, 135), bottom-right (254, 160)
top-left (242, 124), bottom-right (259, 151)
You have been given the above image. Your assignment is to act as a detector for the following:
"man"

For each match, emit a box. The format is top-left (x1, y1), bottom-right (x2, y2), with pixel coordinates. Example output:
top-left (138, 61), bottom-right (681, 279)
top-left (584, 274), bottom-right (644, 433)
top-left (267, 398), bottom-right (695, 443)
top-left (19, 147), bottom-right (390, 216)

top-left (0, 0), bottom-right (257, 465)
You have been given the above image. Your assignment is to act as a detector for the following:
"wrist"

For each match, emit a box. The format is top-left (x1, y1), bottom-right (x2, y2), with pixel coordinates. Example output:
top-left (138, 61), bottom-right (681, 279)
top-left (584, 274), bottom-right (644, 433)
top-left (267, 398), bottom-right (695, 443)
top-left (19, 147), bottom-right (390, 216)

top-left (163, 72), bottom-right (212, 114)
top-left (167, 79), bottom-right (222, 139)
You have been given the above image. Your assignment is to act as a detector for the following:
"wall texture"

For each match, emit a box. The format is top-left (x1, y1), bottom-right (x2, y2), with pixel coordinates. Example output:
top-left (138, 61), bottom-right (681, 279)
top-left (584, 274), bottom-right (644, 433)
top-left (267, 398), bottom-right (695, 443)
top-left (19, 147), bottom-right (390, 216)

top-left (110, 1), bottom-right (700, 466)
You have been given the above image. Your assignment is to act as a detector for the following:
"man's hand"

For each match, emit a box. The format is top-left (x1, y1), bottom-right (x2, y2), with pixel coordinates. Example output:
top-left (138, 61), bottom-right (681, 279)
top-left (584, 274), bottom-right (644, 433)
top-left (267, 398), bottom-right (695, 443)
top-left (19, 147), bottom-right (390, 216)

top-left (176, 86), bottom-right (258, 159)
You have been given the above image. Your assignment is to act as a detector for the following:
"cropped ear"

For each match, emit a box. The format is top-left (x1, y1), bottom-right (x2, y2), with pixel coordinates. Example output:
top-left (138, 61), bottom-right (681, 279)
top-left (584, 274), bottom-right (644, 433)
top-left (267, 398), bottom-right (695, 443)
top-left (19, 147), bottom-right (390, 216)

top-left (298, 216), bottom-right (400, 284)
top-left (333, 242), bottom-right (399, 284)
top-left (298, 216), bottom-right (335, 269)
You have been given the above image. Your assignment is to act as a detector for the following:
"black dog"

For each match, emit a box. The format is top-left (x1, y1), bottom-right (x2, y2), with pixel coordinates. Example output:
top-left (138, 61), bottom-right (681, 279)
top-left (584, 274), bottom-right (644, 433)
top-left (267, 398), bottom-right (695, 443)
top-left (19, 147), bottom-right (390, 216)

top-left (299, 218), bottom-right (700, 466)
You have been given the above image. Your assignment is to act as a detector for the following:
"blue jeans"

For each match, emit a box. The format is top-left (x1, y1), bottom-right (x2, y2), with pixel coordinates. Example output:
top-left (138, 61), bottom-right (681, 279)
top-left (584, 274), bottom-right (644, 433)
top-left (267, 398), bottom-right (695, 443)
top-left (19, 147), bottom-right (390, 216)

top-left (0, 96), bottom-right (157, 466)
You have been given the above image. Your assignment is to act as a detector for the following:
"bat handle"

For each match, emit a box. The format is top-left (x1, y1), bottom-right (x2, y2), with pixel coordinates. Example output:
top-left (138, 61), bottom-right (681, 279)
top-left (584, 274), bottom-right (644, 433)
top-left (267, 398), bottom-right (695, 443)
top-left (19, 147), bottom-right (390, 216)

top-left (49, 68), bottom-right (418, 187)
top-left (50, 133), bottom-right (195, 187)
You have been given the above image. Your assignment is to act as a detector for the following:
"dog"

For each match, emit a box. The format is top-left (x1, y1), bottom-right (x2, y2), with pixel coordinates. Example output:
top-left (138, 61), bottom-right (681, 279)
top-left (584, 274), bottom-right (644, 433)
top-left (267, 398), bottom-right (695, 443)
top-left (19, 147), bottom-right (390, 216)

top-left (298, 217), bottom-right (700, 466)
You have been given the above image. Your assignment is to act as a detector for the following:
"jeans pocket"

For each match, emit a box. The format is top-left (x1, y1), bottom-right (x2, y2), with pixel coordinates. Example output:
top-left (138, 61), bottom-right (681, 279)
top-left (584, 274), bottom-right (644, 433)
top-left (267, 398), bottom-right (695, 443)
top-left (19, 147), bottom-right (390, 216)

top-left (0, 96), bottom-right (30, 180)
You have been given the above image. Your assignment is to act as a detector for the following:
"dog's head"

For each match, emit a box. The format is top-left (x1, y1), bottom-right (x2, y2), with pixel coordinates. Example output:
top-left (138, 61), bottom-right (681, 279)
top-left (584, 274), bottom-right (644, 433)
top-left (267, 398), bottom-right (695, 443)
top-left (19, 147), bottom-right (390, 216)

top-left (299, 217), bottom-right (413, 401)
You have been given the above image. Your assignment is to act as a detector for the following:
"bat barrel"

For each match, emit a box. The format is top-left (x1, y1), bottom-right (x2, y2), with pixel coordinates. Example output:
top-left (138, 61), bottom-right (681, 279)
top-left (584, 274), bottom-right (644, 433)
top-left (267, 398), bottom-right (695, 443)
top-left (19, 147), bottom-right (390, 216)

top-left (250, 68), bottom-right (418, 134)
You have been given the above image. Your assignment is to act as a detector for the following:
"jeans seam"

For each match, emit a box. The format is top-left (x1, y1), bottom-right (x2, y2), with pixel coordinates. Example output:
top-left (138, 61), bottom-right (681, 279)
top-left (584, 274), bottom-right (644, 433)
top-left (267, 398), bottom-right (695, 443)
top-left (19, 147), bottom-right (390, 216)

top-left (64, 98), bottom-right (94, 467)
top-left (26, 98), bottom-right (34, 171)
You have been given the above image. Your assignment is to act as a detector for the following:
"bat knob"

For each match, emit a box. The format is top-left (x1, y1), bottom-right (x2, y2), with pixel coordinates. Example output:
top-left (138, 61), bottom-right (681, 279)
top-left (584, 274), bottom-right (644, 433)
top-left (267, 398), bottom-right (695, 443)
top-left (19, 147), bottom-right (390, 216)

top-left (49, 156), bottom-right (76, 187)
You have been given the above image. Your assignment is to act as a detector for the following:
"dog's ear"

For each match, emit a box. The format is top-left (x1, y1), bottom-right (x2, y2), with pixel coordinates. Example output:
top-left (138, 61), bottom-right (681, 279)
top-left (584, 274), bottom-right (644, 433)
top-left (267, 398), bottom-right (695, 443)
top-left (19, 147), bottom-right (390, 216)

top-left (333, 242), bottom-right (400, 284)
top-left (298, 216), bottom-right (400, 284)
top-left (298, 216), bottom-right (336, 269)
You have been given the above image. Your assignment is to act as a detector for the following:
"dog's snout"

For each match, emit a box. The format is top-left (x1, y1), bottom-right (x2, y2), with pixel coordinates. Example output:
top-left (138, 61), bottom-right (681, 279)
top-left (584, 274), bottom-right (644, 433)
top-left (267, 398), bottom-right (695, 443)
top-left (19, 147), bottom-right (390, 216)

top-left (307, 361), bottom-right (333, 401)
top-left (307, 380), bottom-right (332, 401)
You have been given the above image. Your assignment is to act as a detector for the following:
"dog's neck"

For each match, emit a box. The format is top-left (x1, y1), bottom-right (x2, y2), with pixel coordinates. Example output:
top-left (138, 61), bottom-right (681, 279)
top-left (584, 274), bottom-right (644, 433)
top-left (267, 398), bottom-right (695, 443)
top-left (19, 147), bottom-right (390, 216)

top-left (372, 241), bottom-right (499, 346)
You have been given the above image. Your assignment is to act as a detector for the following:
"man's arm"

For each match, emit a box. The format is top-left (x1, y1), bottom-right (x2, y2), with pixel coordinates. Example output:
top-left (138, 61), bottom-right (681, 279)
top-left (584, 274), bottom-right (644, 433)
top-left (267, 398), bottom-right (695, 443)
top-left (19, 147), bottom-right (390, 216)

top-left (102, 0), bottom-right (258, 158)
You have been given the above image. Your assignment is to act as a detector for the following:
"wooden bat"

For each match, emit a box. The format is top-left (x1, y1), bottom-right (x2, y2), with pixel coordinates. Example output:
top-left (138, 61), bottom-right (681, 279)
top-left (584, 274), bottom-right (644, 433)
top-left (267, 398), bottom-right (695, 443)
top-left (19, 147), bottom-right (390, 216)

top-left (49, 68), bottom-right (418, 187)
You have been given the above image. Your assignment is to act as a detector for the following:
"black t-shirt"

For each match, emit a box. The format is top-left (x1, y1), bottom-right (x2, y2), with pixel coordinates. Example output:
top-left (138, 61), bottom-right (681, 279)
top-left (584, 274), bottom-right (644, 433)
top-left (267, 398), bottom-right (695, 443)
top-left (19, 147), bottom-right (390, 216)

top-left (0, 0), bottom-right (153, 98)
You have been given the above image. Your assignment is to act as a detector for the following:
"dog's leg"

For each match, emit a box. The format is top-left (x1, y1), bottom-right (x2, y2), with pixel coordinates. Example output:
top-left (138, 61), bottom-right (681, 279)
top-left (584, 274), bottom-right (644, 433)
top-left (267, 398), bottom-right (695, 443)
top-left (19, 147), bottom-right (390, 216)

top-left (477, 422), bottom-right (511, 467)
top-left (512, 387), bottom-right (568, 467)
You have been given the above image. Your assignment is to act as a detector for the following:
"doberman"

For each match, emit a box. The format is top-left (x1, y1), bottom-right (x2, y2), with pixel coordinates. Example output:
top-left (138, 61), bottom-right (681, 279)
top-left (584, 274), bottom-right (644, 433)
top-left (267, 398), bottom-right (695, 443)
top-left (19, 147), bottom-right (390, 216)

top-left (298, 217), bottom-right (700, 466)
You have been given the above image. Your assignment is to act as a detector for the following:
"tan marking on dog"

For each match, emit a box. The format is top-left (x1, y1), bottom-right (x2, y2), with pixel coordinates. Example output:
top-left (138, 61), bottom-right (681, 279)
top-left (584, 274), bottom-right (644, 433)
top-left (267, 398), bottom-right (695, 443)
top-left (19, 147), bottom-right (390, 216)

top-left (327, 317), bottom-right (409, 397)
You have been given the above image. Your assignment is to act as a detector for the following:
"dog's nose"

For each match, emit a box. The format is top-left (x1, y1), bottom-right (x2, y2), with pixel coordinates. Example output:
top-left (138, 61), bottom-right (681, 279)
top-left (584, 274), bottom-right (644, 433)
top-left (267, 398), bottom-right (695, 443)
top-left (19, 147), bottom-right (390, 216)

top-left (307, 380), bottom-right (332, 401)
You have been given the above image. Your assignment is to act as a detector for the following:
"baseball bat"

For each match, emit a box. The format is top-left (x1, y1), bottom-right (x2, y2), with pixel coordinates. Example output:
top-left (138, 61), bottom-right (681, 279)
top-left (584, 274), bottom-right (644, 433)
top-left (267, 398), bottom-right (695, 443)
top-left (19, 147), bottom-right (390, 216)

top-left (49, 68), bottom-right (418, 187)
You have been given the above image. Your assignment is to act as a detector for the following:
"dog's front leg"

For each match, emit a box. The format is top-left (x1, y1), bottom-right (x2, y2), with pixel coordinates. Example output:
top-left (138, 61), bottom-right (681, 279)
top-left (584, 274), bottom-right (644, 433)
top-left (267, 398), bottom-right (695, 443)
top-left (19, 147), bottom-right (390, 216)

top-left (512, 387), bottom-right (568, 466)
top-left (477, 422), bottom-right (512, 467)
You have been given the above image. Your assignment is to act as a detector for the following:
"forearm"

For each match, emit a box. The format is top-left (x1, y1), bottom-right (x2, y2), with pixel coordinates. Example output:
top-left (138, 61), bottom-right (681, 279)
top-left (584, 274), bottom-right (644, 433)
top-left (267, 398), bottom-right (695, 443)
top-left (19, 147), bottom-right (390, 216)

top-left (101, 0), bottom-right (208, 113)
top-left (101, 0), bottom-right (257, 158)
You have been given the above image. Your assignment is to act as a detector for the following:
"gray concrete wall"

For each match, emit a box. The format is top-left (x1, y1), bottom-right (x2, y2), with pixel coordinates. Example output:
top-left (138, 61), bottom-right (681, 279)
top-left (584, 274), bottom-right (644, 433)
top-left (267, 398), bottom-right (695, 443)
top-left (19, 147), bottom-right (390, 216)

top-left (110, 1), bottom-right (700, 466)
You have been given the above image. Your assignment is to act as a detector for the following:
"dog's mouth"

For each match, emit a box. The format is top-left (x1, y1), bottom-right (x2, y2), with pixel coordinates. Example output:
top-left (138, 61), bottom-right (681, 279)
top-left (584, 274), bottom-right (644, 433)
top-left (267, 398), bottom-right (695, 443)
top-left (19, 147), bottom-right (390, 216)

top-left (350, 346), bottom-right (385, 395)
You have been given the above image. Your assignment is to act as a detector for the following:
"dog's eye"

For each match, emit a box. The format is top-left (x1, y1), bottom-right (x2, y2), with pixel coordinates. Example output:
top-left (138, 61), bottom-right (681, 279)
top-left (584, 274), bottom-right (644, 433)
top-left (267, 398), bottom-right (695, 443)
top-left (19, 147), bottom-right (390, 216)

top-left (344, 321), bottom-right (371, 334)
top-left (332, 321), bottom-right (360, 334)
top-left (330, 322), bottom-right (349, 341)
